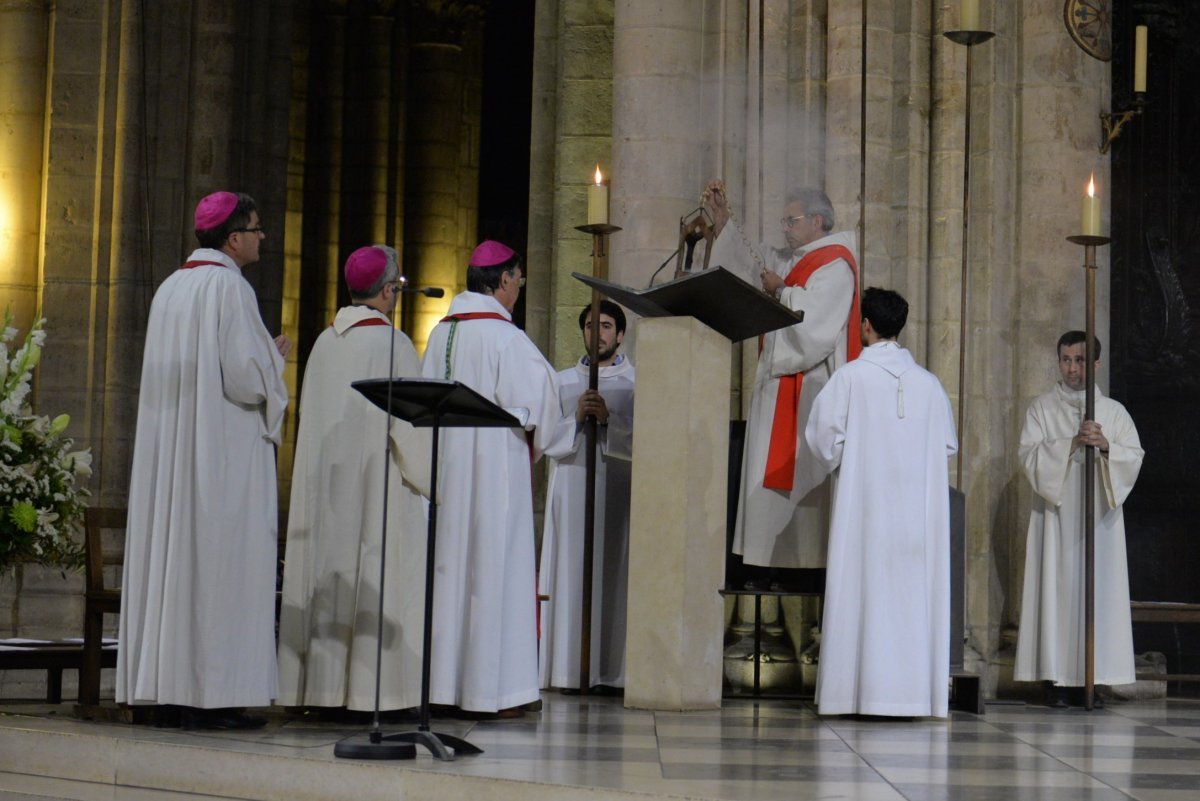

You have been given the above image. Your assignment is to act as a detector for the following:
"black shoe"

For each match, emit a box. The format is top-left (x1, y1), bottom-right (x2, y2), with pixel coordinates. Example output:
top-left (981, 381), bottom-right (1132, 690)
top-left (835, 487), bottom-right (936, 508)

top-left (181, 707), bottom-right (268, 731)
top-left (152, 705), bottom-right (182, 728)
top-left (1044, 684), bottom-right (1069, 709)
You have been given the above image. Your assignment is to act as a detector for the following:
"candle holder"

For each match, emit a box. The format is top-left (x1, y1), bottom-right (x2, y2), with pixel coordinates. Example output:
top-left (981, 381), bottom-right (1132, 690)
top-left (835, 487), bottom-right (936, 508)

top-left (943, 26), bottom-right (995, 490)
top-left (1099, 94), bottom-right (1146, 154)
top-left (1066, 232), bottom-right (1111, 713)
top-left (571, 221), bottom-right (621, 695)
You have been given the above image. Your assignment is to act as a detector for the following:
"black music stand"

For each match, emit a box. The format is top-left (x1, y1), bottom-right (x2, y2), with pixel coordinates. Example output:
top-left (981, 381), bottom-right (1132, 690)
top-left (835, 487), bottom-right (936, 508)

top-left (333, 378), bottom-right (521, 761)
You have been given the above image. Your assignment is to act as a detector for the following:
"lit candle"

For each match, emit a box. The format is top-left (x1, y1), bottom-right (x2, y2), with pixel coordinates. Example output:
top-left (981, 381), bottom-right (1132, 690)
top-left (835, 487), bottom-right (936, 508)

top-left (1134, 25), bottom-right (1148, 93)
top-left (1081, 174), bottom-right (1101, 237)
top-left (587, 165), bottom-right (608, 225)
top-left (961, 0), bottom-right (979, 30)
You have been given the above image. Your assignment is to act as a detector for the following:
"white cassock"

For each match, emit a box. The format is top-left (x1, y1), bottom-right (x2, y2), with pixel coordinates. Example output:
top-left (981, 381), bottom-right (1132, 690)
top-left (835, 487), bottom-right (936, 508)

top-left (277, 305), bottom-right (431, 710)
top-left (1014, 382), bottom-right (1143, 687)
top-left (118, 249), bottom-right (288, 708)
top-left (538, 355), bottom-right (635, 689)
top-left (420, 291), bottom-right (559, 712)
top-left (711, 227), bottom-right (858, 567)
top-left (805, 342), bottom-right (958, 717)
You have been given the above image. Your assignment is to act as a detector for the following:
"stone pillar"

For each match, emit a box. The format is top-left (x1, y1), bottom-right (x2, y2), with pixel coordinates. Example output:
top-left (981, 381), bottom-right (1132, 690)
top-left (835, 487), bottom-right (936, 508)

top-left (403, 1), bottom-right (483, 353)
top-left (524, 0), bottom-right (559, 352)
top-left (0, 0), bottom-right (49, 334)
top-left (625, 316), bottom-right (730, 710)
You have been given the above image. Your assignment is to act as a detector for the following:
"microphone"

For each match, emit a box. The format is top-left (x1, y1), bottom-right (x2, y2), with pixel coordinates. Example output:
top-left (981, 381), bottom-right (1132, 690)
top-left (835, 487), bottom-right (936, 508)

top-left (647, 246), bottom-right (682, 288)
top-left (397, 284), bottom-right (445, 298)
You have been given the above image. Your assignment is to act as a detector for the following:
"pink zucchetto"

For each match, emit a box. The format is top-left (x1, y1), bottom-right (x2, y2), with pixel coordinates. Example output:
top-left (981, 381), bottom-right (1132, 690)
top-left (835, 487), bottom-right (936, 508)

top-left (194, 191), bottom-right (239, 230)
top-left (468, 240), bottom-right (516, 268)
top-left (344, 246), bottom-right (389, 292)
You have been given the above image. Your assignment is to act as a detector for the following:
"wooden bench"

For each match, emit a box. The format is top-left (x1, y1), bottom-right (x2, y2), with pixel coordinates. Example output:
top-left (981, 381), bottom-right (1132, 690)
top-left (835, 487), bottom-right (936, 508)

top-left (0, 640), bottom-right (117, 703)
top-left (1131, 601), bottom-right (1200, 683)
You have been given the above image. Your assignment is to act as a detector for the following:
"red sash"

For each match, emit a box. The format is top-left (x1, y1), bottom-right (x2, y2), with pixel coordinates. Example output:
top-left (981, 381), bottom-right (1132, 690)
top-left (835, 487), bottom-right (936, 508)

top-left (439, 312), bottom-right (513, 324)
top-left (337, 317), bottom-right (391, 329)
top-left (762, 244), bottom-right (861, 491)
top-left (179, 260), bottom-right (226, 270)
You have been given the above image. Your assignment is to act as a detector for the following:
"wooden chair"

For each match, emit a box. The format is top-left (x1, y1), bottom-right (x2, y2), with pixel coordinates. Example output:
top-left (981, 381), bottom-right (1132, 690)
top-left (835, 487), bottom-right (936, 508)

top-left (78, 507), bottom-right (125, 707)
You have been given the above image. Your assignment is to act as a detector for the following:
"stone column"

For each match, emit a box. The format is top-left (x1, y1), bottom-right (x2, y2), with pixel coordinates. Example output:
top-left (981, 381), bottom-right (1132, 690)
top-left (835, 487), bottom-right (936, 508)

top-left (0, 0), bottom-right (49, 334)
top-left (403, 1), bottom-right (483, 353)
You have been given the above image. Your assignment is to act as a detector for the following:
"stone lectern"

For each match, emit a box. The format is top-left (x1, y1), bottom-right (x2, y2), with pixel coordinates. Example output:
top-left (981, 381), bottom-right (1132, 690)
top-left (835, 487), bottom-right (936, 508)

top-left (573, 268), bottom-right (802, 710)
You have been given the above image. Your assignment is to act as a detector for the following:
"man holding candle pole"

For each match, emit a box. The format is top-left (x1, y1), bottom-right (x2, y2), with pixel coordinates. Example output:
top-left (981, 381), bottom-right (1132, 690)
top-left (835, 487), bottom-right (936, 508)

top-left (419, 240), bottom-right (559, 718)
top-left (1014, 332), bottom-right (1143, 707)
top-left (703, 181), bottom-right (861, 586)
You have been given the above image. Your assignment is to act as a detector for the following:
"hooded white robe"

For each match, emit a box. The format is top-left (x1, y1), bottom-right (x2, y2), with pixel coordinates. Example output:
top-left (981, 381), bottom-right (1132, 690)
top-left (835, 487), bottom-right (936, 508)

top-left (1014, 382), bottom-right (1143, 687)
top-left (805, 342), bottom-right (957, 717)
top-left (419, 291), bottom-right (559, 712)
top-left (538, 355), bottom-right (635, 689)
top-left (276, 305), bottom-right (432, 710)
top-left (117, 248), bottom-right (288, 708)
top-left (712, 227), bottom-right (858, 568)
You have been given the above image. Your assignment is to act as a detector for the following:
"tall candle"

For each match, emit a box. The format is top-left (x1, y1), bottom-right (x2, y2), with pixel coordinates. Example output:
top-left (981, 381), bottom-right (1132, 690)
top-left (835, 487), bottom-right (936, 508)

top-left (961, 0), bottom-right (979, 30)
top-left (587, 165), bottom-right (608, 225)
top-left (1134, 25), bottom-right (1148, 93)
top-left (1081, 174), bottom-right (1101, 237)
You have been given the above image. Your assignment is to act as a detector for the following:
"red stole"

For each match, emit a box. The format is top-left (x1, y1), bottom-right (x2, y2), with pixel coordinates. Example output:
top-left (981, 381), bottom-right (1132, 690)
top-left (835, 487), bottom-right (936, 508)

top-left (439, 311), bottom-right (513, 324)
top-left (340, 317), bottom-right (390, 329)
top-left (179, 260), bottom-right (226, 270)
top-left (762, 244), bottom-right (861, 491)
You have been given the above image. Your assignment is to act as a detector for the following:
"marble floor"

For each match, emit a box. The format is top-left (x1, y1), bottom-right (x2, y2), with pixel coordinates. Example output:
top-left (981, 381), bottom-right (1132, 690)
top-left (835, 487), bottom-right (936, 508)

top-left (1, 693), bottom-right (1200, 801)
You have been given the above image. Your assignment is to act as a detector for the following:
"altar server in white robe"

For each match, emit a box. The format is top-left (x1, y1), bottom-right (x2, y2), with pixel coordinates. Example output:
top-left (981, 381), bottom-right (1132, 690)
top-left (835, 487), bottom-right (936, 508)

top-left (539, 300), bottom-right (635, 691)
top-left (1015, 331), bottom-right (1143, 705)
top-left (420, 240), bottom-right (559, 717)
top-left (277, 245), bottom-right (431, 711)
top-left (703, 181), bottom-right (861, 570)
top-left (805, 288), bottom-right (957, 717)
top-left (118, 192), bottom-right (290, 729)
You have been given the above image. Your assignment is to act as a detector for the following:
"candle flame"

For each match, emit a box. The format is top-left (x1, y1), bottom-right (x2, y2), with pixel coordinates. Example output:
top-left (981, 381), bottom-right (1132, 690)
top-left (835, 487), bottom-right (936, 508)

top-left (1087, 173), bottom-right (1096, 198)
top-left (594, 164), bottom-right (603, 185)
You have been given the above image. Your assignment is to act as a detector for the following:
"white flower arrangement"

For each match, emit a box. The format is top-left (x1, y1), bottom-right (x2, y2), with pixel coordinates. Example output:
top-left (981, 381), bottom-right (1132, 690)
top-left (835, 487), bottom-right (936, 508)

top-left (0, 307), bottom-right (91, 573)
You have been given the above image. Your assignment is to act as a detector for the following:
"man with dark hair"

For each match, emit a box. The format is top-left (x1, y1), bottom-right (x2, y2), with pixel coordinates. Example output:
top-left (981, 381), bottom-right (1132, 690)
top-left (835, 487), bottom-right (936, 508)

top-left (118, 191), bottom-right (290, 729)
top-left (277, 245), bottom-right (430, 714)
top-left (539, 300), bottom-right (636, 692)
top-left (805, 287), bottom-right (957, 716)
top-left (703, 179), bottom-right (861, 581)
top-left (420, 240), bottom-right (559, 718)
top-left (1014, 331), bottom-right (1143, 707)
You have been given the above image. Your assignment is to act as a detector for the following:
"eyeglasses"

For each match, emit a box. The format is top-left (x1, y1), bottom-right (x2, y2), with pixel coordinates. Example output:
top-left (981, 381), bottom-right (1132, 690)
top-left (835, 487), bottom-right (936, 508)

top-left (780, 215), bottom-right (815, 229)
top-left (230, 226), bottom-right (266, 235)
top-left (508, 271), bottom-right (526, 288)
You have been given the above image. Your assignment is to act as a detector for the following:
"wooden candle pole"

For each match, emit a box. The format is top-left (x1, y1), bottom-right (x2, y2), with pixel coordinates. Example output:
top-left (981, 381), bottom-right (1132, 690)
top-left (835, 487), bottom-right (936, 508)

top-left (574, 222), bottom-right (620, 693)
top-left (1067, 232), bottom-right (1110, 712)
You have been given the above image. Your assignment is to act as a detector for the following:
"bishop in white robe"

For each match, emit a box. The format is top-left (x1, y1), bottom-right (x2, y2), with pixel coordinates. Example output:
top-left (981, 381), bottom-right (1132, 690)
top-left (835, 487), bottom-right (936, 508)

top-left (118, 193), bottom-right (289, 714)
top-left (805, 288), bottom-right (957, 717)
top-left (1015, 333), bottom-right (1143, 690)
top-left (277, 246), bottom-right (431, 711)
top-left (705, 183), bottom-right (861, 569)
top-left (538, 302), bottom-right (635, 690)
top-left (419, 241), bottom-right (559, 714)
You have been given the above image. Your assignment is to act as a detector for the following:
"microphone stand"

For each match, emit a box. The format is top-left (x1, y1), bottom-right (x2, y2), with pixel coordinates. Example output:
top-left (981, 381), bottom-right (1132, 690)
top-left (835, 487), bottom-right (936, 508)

top-left (334, 281), bottom-right (452, 760)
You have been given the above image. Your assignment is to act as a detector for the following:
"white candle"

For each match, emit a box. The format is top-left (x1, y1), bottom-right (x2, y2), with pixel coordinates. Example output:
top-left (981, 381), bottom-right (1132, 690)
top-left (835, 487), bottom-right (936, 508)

top-left (1134, 25), bottom-right (1148, 93)
top-left (961, 0), bottom-right (979, 31)
top-left (587, 165), bottom-right (608, 226)
top-left (1081, 174), bottom-right (1101, 237)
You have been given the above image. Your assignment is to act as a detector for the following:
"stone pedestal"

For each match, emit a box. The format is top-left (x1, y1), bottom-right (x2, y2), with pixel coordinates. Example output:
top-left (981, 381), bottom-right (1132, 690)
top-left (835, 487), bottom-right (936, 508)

top-left (624, 316), bottom-right (729, 710)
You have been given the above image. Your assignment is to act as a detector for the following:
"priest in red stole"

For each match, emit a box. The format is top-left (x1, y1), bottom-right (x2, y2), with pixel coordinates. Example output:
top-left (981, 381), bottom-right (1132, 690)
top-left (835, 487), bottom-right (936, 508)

top-left (705, 183), bottom-right (861, 571)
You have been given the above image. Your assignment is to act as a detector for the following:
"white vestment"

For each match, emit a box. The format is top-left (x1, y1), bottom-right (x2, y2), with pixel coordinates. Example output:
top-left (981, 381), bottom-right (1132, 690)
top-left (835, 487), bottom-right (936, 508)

top-left (419, 291), bottom-right (559, 712)
top-left (117, 249), bottom-right (288, 708)
top-left (712, 228), bottom-right (858, 567)
top-left (277, 306), bottom-right (432, 710)
top-left (538, 355), bottom-right (635, 689)
top-left (805, 342), bottom-right (958, 717)
top-left (1014, 382), bottom-right (1143, 687)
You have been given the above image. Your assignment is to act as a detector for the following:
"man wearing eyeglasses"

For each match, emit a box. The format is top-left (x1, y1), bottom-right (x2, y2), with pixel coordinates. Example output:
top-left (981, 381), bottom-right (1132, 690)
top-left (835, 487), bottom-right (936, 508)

top-left (277, 245), bottom-right (431, 717)
top-left (118, 191), bottom-right (291, 730)
top-left (420, 240), bottom-right (559, 719)
top-left (704, 182), bottom-right (861, 588)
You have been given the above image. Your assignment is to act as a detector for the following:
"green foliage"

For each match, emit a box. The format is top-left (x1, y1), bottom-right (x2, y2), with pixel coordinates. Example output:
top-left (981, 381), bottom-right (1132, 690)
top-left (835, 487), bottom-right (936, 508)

top-left (0, 308), bottom-right (91, 573)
